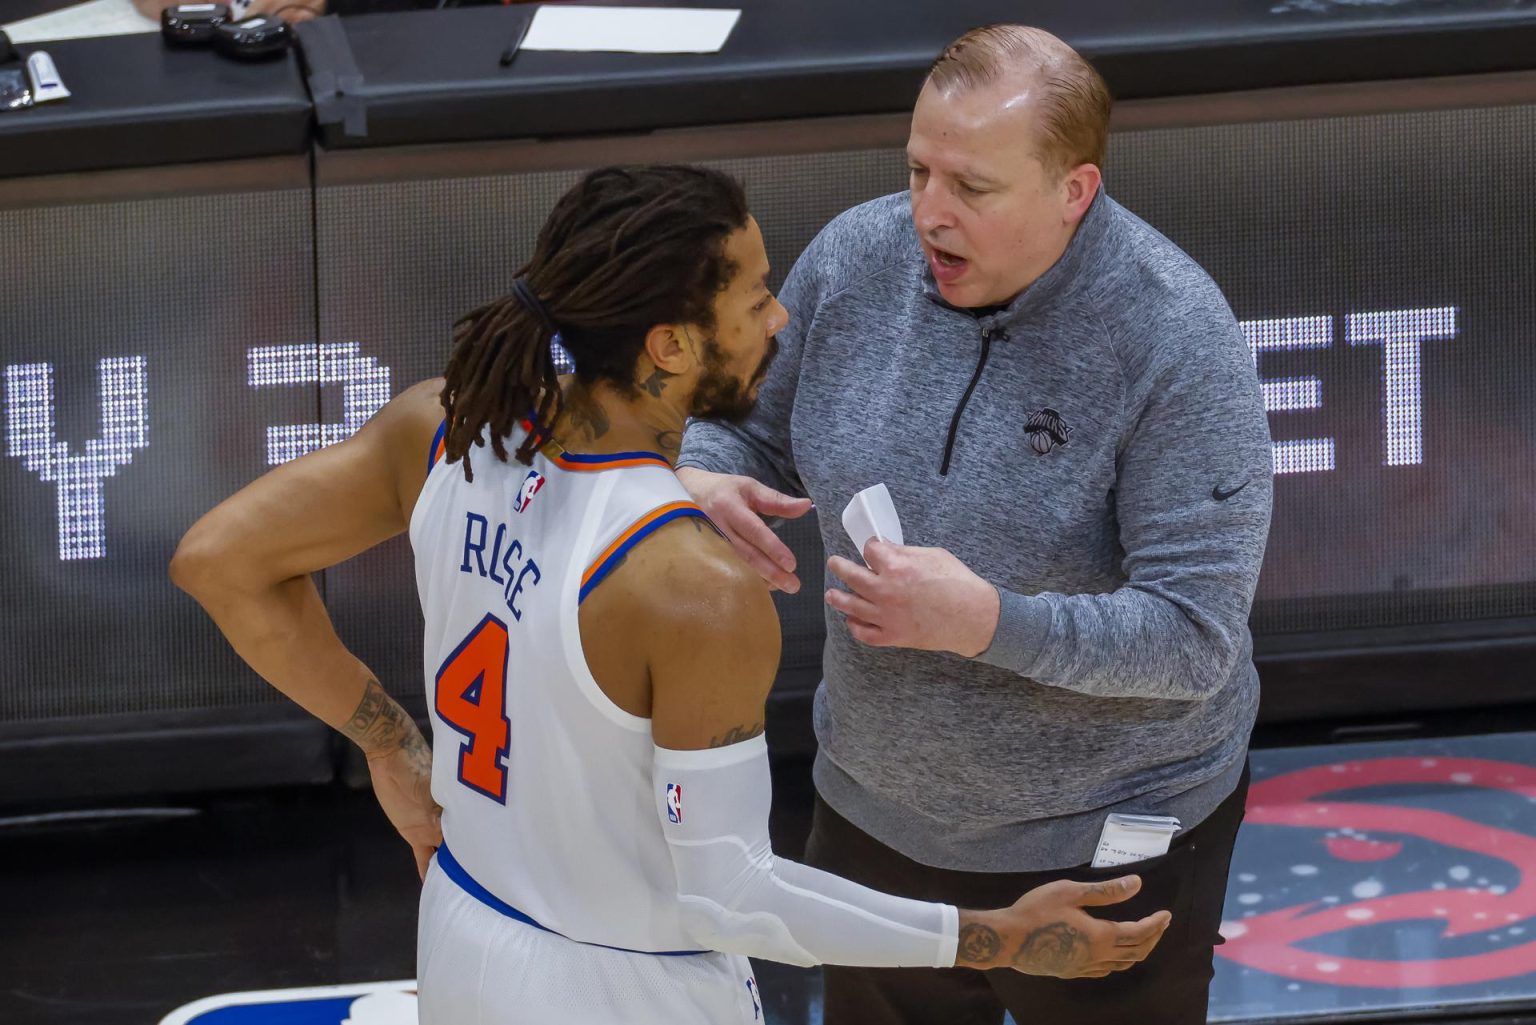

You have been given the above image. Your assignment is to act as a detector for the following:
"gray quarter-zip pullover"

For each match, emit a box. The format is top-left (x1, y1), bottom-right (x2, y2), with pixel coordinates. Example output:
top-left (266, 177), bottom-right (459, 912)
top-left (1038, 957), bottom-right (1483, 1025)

top-left (680, 190), bottom-right (1274, 871)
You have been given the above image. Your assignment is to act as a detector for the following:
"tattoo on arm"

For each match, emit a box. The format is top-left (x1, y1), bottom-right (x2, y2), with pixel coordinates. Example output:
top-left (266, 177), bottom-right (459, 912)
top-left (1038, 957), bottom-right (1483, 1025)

top-left (956, 923), bottom-right (1002, 967)
top-left (641, 367), bottom-right (677, 398)
top-left (343, 678), bottom-right (422, 756)
top-left (707, 722), bottom-right (765, 748)
top-left (1011, 922), bottom-right (1086, 975)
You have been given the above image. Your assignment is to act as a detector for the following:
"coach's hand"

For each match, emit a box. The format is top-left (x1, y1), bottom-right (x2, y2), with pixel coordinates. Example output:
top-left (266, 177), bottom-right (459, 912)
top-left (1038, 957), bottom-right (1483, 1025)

top-left (825, 540), bottom-right (1001, 657)
top-left (675, 467), bottom-right (813, 593)
top-left (366, 734), bottom-right (443, 882)
top-left (956, 876), bottom-right (1173, 978)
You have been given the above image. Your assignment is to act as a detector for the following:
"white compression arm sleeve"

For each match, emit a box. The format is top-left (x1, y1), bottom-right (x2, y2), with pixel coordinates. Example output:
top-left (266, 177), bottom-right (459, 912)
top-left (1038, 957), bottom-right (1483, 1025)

top-left (653, 735), bottom-right (958, 968)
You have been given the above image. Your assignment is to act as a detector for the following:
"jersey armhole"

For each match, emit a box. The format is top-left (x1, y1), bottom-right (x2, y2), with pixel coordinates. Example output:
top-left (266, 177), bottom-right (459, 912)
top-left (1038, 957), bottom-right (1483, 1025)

top-left (426, 419), bottom-right (448, 478)
top-left (578, 501), bottom-right (719, 605)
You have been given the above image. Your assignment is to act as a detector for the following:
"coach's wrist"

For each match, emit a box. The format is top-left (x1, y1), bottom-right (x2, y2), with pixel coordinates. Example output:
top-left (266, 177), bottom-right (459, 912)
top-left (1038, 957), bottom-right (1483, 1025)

top-left (972, 589), bottom-right (1051, 672)
top-left (953, 580), bottom-right (1002, 658)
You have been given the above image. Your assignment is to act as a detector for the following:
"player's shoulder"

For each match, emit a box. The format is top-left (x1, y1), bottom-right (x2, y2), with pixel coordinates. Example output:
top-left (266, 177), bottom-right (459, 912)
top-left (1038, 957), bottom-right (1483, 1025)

top-left (368, 377), bottom-right (444, 457)
top-left (604, 513), bottom-right (779, 643)
top-left (382, 377), bottom-right (447, 433)
top-left (363, 378), bottom-right (448, 510)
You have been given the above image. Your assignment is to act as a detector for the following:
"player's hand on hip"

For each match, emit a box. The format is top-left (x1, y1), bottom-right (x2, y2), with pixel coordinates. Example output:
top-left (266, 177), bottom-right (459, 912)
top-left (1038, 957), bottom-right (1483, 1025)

top-left (365, 737), bottom-right (444, 882)
top-left (825, 540), bottom-right (1001, 656)
top-left (675, 467), bottom-right (812, 593)
top-left (955, 876), bottom-right (1173, 978)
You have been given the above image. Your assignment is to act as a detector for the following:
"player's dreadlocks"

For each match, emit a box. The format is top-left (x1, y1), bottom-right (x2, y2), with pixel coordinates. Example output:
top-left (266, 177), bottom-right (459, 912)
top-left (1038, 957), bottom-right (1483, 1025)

top-left (439, 165), bottom-right (750, 480)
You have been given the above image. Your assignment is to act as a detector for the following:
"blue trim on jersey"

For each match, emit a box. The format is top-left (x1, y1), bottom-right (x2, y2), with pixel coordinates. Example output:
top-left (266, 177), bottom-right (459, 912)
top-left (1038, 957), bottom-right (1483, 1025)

top-left (557, 449), bottom-right (668, 465)
top-left (435, 844), bottom-right (708, 957)
top-left (427, 419), bottom-right (447, 477)
top-left (577, 506), bottom-right (711, 604)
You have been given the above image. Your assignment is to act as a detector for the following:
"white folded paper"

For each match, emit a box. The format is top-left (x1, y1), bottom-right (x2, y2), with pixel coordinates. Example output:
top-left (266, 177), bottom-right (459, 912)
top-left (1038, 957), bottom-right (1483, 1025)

top-left (521, 5), bottom-right (741, 55)
top-left (2, 0), bottom-right (156, 44)
top-left (1091, 813), bottom-right (1182, 868)
top-left (841, 483), bottom-right (903, 560)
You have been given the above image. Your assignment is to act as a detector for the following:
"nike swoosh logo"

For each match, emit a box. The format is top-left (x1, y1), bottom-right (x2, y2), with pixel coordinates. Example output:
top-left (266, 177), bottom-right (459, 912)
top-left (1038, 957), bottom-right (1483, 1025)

top-left (1212, 481), bottom-right (1250, 502)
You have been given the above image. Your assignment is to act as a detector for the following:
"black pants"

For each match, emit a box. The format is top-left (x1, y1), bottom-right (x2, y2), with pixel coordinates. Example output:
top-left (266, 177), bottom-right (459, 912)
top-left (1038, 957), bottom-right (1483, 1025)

top-left (804, 765), bottom-right (1250, 1025)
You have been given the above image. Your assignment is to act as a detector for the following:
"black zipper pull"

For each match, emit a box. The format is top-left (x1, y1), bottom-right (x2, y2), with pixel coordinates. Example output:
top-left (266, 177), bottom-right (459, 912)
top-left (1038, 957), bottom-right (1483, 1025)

top-left (939, 324), bottom-right (996, 476)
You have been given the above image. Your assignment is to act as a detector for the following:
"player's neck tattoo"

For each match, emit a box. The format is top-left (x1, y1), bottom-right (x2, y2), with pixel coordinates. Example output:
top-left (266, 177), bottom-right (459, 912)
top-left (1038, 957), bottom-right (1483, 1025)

top-left (563, 386), bottom-right (610, 443)
top-left (640, 365), bottom-right (677, 398)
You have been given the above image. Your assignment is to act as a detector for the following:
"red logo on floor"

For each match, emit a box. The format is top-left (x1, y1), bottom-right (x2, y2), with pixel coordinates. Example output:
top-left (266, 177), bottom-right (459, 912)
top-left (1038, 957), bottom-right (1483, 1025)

top-left (1218, 757), bottom-right (1536, 987)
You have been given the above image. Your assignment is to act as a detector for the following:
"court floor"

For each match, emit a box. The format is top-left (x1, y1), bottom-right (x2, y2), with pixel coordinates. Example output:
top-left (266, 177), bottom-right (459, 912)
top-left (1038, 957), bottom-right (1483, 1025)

top-left (5, 733), bottom-right (1535, 1025)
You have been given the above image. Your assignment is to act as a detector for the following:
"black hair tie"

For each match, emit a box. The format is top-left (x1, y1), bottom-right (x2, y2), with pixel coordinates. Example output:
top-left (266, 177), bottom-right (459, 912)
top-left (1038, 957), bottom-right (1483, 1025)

top-left (510, 277), bottom-right (563, 345)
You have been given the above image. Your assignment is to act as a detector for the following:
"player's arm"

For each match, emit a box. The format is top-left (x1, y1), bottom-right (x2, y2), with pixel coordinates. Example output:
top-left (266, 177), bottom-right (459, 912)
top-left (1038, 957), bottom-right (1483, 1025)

top-left (643, 531), bottom-right (1173, 975)
top-left (169, 378), bottom-right (445, 874)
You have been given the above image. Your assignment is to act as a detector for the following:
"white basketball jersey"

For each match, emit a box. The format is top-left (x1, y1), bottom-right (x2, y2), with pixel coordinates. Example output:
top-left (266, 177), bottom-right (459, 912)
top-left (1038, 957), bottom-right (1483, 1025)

top-left (408, 422), bottom-right (711, 955)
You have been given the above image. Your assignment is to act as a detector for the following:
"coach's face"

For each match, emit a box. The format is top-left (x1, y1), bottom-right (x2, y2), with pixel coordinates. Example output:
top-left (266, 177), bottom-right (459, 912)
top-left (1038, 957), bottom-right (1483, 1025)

top-left (907, 76), bottom-right (1098, 309)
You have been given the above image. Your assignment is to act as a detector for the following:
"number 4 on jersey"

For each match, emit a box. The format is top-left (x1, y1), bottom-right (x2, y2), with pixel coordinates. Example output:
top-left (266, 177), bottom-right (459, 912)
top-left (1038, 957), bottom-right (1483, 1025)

top-left (435, 614), bottom-right (511, 803)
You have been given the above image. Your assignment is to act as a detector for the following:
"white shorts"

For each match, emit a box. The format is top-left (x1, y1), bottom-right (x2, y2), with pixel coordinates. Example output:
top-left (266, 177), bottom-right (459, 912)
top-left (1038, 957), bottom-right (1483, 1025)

top-left (417, 856), bottom-right (762, 1025)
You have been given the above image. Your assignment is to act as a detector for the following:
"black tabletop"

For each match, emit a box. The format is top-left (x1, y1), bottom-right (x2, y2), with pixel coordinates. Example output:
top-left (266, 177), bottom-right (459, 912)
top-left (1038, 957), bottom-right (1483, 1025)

top-left (304, 0), bottom-right (1536, 149)
top-left (0, 0), bottom-right (68, 24)
top-left (3, 0), bottom-right (1535, 177)
top-left (0, 30), bottom-right (311, 179)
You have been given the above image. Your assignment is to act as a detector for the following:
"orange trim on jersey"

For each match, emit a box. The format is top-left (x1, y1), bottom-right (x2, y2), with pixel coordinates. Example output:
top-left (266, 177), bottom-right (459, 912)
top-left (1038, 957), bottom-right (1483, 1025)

top-left (427, 420), bottom-right (447, 475)
top-left (551, 450), bottom-right (672, 473)
top-left (579, 501), bottom-right (706, 601)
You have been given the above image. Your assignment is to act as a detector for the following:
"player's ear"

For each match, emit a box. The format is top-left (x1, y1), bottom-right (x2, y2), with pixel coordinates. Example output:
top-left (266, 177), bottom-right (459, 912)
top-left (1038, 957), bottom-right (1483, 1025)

top-left (642, 323), bottom-right (694, 378)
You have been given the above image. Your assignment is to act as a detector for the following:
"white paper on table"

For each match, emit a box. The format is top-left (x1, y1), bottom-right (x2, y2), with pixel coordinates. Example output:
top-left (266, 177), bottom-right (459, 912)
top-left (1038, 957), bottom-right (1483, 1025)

top-left (841, 483), bottom-right (904, 560)
top-left (520, 5), bottom-right (740, 54)
top-left (3, 0), bottom-right (156, 43)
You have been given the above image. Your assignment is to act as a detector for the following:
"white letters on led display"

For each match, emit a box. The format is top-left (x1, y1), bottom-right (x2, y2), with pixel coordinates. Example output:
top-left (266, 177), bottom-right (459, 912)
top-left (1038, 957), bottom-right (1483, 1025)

top-left (552, 338), bottom-right (575, 375)
top-left (3, 357), bottom-right (149, 560)
top-left (0, 323), bottom-right (1458, 564)
top-left (1241, 308), bottom-right (1457, 475)
top-left (249, 342), bottom-right (392, 465)
top-left (1346, 307), bottom-right (1457, 467)
top-left (1241, 316), bottom-right (1335, 475)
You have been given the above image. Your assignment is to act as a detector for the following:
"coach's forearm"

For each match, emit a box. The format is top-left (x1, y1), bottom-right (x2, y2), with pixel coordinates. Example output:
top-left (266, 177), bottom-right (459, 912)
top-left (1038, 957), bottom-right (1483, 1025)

top-left (677, 420), bottom-right (804, 499)
top-left (172, 565), bottom-right (416, 755)
top-left (974, 583), bottom-right (1244, 701)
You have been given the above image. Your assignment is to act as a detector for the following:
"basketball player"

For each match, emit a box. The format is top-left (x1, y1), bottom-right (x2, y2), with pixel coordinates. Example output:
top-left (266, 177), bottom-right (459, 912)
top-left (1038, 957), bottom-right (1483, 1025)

top-left (171, 165), bottom-right (1171, 1023)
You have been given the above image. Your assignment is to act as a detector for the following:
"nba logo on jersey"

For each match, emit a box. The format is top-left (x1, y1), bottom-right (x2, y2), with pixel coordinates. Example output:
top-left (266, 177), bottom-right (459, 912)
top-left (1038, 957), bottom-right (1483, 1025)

top-left (666, 783), bottom-right (683, 823)
top-left (514, 469), bottom-right (546, 513)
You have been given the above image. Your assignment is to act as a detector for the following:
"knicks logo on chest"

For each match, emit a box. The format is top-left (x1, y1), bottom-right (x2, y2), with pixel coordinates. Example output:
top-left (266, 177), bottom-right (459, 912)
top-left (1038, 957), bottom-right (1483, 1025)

top-left (1025, 407), bottom-right (1073, 455)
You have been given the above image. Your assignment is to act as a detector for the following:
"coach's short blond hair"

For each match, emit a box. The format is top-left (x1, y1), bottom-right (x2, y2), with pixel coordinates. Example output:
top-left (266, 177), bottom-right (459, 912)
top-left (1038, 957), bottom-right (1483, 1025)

top-left (927, 25), bottom-right (1111, 177)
